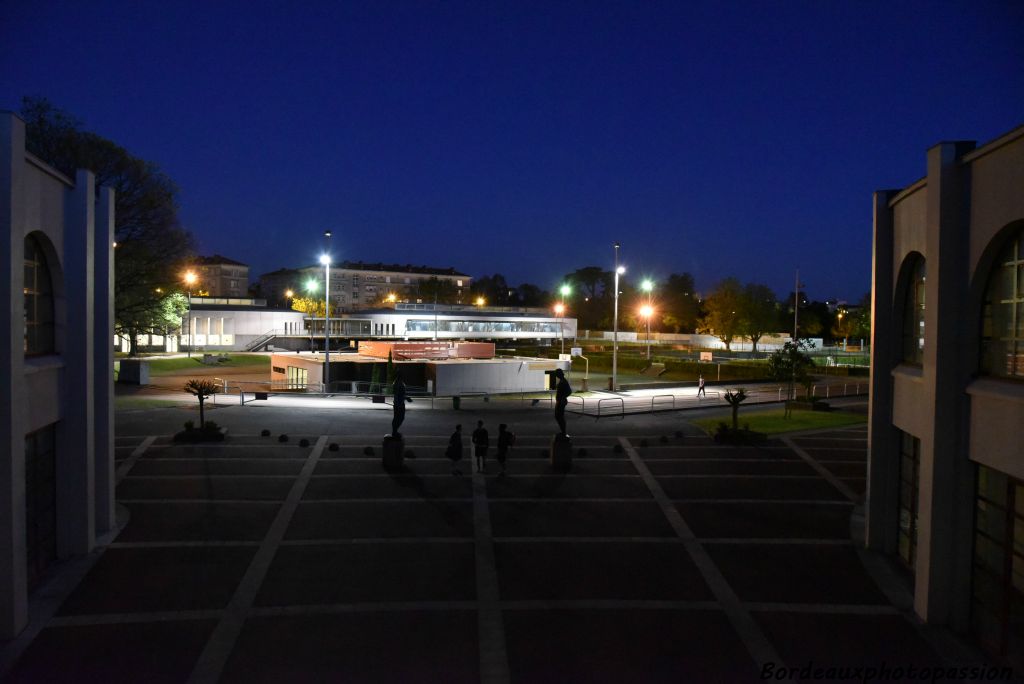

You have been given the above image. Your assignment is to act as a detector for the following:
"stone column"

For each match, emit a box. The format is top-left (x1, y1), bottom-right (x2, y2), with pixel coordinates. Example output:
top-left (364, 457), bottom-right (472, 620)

top-left (866, 190), bottom-right (898, 554)
top-left (915, 141), bottom-right (976, 625)
top-left (93, 186), bottom-right (115, 535)
top-left (58, 169), bottom-right (96, 557)
top-left (0, 113), bottom-right (29, 638)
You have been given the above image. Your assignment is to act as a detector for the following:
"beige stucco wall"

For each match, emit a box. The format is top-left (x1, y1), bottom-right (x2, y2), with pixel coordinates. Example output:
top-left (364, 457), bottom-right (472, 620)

top-left (968, 135), bottom-right (1024, 283)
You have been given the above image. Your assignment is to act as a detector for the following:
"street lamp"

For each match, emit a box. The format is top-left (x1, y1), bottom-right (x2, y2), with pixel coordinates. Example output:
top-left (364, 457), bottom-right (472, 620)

top-left (320, 253), bottom-right (331, 391)
top-left (612, 243), bottom-right (624, 392)
top-left (640, 304), bottom-right (654, 360)
top-left (475, 296), bottom-right (486, 307)
top-left (640, 279), bottom-right (654, 360)
top-left (304, 279), bottom-right (318, 352)
top-left (559, 284), bottom-right (572, 347)
top-left (183, 271), bottom-right (197, 358)
top-left (554, 302), bottom-right (566, 354)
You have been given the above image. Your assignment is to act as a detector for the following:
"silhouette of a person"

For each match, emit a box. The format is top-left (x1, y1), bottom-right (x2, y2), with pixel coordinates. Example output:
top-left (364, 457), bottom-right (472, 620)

top-left (472, 420), bottom-right (489, 473)
top-left (554, 368), bottom-right (571, 435)
top-left (697, 374), bottom-right (706, 398)
top-left (446, 424), bottom-right (464, 476)
top-left (391, 371), bottom-right (407, 436)
top-left (496, 423), bottom-right (515, 475)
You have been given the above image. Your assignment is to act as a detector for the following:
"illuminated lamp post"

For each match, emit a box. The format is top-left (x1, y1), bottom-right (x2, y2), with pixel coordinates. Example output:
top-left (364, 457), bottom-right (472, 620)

top-left (554, 302), bottom-right (566, 354)
top-left (640, 279), bottom-right (654, 360)
top-left (640, 304), bottom-right (654, 360)
top-left (183, 271), bottom-right (197, 358)
top-left (320, 254), bottom-right (331, 391)
top-left (612, 243), bottom-right (624, 392)
top-left (305, 279), bottom-right (318, 352)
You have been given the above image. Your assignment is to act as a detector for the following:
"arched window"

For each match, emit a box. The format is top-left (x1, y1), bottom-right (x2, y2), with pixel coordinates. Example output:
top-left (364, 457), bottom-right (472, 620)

top-left (24, 234), bottom-right (55, 355)
top-left (901, 256), bottom-right (926, 365)
top-left (981, 229), bottom-right (1024, 378)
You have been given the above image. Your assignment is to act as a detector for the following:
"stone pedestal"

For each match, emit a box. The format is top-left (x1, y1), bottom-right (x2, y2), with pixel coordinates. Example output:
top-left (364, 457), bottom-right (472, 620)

top-left (382, 435), bottom-right (405, 469)
top-left (550, 433), bottom-right (573, 472)
top-left (117, 359), bottom-right (149, 385)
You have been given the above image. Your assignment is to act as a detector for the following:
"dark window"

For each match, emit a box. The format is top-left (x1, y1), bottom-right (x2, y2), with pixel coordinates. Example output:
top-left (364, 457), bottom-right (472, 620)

top-left (971, 465), bottom-right (1024, 672)
top-left (897, 431), bottom-right (920, 572)
top-left (24, 234), bottom-right (55, 355)
top-left (981, 230), bottom-right (1024, 378)
top-left (25, 425), bottom-right (57, 592)
top-left (901, 256), bottom-right (926, 365)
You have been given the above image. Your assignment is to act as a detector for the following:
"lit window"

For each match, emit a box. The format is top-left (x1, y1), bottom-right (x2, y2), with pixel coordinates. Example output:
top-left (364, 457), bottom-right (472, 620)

top-left (24, 234), bottom-right (55, 355)
top-left (457, 280), bottom-right (463, 287)
top-left (900, 255), bottom-right (926, 364)
top-left (981, 228), bottom-right (1024, 378)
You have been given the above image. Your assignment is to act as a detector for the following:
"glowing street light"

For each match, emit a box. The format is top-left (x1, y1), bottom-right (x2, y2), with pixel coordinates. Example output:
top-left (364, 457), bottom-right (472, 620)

top-left (183, 271), bottom-right (198, 358)
top-left (612, 244), bottom-right (625, 391)
top-left (285, 289), bottom-right (294, 299)
top-left (475, 296), bottom-right (486, 307)
top-left (320, 252), bottom-right (331, 390)
top-left (554, 302), bottom-right (567, 354)
top-left (640, 304), bottom-right (654, 360)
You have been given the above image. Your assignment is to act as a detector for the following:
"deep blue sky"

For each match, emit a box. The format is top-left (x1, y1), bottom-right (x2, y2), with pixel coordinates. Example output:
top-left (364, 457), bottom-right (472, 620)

top-left (3, 1), bottom-right (1022, 301)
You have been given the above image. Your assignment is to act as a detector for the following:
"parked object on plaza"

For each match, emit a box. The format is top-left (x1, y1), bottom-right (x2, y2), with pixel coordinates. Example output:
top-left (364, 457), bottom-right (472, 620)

top-left (382, 434), bottom-right (404, 470)
top-left (550, 433), bottom-right (573, 472)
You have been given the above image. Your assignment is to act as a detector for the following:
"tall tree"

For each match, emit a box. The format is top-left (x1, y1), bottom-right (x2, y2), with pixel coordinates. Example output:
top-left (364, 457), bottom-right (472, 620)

top-left (660, 273), bottom-right (699, 333)
top-left (699, 277), bottom-right (743, 351)
top-left (562, 266), bottom-right (613, 330)
top-left (416, 276), bottom-right (459, 304)
top-left (22, 97), bottom-right (195, 356)
top-left (739, 283), bottom-right (778, 353)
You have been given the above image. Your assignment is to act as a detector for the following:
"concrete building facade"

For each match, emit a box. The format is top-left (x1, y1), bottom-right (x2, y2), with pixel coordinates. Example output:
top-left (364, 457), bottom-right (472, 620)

top-left (0, 113), bottom-right (115, 638)
top-left (259, 262), bottom-right (471, 313)
top-left (192, 254), bottom-right (249, 297)
top-left (868, 124), bottom-right (1024, 671)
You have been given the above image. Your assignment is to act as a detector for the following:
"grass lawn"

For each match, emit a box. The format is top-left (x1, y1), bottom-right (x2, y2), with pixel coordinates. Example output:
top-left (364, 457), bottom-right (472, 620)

top-left (691, 408), bottom-right (866, 436)
top-left (137, 354), bottom-right (270, 375)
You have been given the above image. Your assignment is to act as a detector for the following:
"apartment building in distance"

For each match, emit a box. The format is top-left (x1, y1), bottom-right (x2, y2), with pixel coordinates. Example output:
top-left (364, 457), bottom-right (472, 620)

top-left (258, 261), bottom-right (471, 313)
top-left (193, 254), bottom-right (249, 297)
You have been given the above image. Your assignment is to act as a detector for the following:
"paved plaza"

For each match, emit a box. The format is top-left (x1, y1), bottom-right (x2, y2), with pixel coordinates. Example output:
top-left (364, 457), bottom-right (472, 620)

top-left (0, 398), bottom-right (1005, 683)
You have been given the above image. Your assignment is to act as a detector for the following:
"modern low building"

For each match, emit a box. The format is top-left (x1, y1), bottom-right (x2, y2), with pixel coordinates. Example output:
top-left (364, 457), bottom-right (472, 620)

top-left (258, 261), bottom-right (472, 312)
top-left (192, 254), bottom-right (249, 297)
top-left (1, 112), bottom-right (115, 638)
top-left (868, 124), bottom-right (1024, 671)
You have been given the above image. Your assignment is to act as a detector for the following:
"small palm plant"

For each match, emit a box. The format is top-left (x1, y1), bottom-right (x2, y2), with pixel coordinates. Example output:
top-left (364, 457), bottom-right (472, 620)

top-left (184, 378), bottom-right (219, 429)
top-left (723, 388), bottom-right (748, 431)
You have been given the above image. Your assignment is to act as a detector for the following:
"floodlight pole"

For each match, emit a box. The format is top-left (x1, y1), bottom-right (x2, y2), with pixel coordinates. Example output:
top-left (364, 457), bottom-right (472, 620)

top-left (612, 243), bottom-right (620, 392)
top-left (322, 230), bottom-right (332, 392)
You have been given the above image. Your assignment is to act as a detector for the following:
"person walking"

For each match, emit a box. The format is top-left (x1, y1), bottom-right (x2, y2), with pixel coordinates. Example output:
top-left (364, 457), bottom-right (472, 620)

top-left (496, 423), bottom-right (515, 476)
top-left (446, 424), bottom-right (464, 476)
top-left (554, 368), bottom-right (572, 435)
top-left (391, 371), bottom-right (407, 437)
top-left (697, 374), bottom-right (706, 398)
top-left (472, 420), bottom-right (489, 473)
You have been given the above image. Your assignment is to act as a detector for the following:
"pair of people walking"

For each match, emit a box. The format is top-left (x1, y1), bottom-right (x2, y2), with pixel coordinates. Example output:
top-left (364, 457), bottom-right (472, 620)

top-left (448, 421), bottom-right (515, 475)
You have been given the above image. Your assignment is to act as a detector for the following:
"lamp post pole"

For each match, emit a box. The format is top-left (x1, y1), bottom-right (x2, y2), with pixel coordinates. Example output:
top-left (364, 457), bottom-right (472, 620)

top-left (183, 271), bottom-right (197, 358)
top-left (321, 254), bottom-right (331, 391)
top-left (612, 243), bottom-right (622, 392)
top-left (640, 279), bottom-right (653, 360)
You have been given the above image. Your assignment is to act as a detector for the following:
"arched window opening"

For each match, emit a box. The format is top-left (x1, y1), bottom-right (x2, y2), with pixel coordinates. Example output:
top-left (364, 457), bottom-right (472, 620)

top-left (901, 256), bottom-right (926, 365)
top-left (24, 234), bottom-right (55, 356)
top-left (981, 230), bottom-right (1024, 378)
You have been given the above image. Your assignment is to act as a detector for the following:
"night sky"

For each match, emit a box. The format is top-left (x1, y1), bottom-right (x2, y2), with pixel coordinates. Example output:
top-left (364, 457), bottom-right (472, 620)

top-left (3, 1), bottom-right (1022, 301)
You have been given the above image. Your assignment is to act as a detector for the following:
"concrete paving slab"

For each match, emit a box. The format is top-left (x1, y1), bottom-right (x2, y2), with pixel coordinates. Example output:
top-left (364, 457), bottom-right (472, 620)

top-left (4, 620), bottom-right (216, 684)
top-left (117, 501), bottom-right (280, 542)
top-left (816, 462), bottom-right (866, 478)
top-left (504, 609), bottom-right (757, 683)
top-left (129, 458), bottom-right (305, 476)
top-left (57, 547), bottom-right (255, 614)
top-left (144, 444), bottom-right (310, 459)
top-left (486, 475), bottom-right (652, 499)
top-left (285, 501), bottom-right (475, 539)
top-left (495, 541), bottom-right (713, 600)
top-left (313, 458), bottom-right (456, 475)
top-left (255, 543), bottom-right (476, 605)
top-left (489, 501), bottom-right (675, 538)
top-left (842, 478), bottom-right (866, 497)
top-left (302, 474), bottom-right (474, 500)
top-left (638, 445), bottom-right (794, 459)
top-left (797, 447), bottom-right (866, 462)
top-left (647, 459), bottom-right (815, 476)
top-left (657, 476), bottom-right (846, 501)
top-left (753, 611), bottom-right (948, 673)
top-left (220, 612), bottom-right (478, 683)
top-left (677, 502), bottom-right (854, 539)
top-left (117, 476), bottom-right (296, 501)
top-left (705, 543), bottom-right (890, 604)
